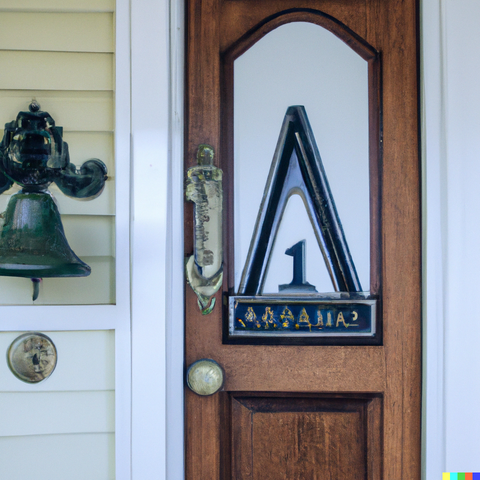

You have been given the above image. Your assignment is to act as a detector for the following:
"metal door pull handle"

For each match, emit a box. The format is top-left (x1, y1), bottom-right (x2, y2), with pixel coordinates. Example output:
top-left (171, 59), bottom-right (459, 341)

top-left (185, 145), bottom-right (223, 314)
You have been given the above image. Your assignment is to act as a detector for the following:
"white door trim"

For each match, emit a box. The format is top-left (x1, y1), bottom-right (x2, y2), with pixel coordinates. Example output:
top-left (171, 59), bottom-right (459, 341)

top-left (421, 0), bottom-right (446, 477)
top-left (166, 0), bottom-right (186, 478)
top-left (130, 0), bottom-right (185, 478)
top-left (115, 0), bottom-right (133, 478)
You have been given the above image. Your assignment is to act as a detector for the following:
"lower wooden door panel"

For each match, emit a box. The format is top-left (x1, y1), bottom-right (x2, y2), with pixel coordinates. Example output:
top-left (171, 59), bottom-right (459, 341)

top-left (224, 393), bottom-right (382, 479)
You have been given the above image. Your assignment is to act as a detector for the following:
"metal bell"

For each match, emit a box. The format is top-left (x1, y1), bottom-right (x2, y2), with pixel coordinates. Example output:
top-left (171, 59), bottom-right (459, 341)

top-left (0, 190), bottom-right (90, 278)
top-left (0, 101), bottom-right (107, 300)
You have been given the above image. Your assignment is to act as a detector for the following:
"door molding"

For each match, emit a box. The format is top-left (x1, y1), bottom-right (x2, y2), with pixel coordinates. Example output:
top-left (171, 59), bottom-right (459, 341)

top-left (166, 0), bottom-right (186, 477)
top-left (130, 0), bottom-right (184, 479)
top-left (421, 0), bottom-right (447, 477)
top-left (185, 0), bottom-right (421, 477)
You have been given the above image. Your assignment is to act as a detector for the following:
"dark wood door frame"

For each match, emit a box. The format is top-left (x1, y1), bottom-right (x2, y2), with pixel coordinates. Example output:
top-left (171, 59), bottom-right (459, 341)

top-left (185, 0), bottom-right (421, 478)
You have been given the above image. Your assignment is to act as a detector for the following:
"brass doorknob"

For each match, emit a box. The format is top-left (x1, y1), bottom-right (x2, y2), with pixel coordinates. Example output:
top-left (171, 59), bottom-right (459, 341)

top-left (186, 358), bottom-right (224, 396)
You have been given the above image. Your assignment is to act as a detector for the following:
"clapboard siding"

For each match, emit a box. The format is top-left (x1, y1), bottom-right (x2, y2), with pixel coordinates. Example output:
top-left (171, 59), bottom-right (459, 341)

top-left (0, 331), bottom-right (115, 392)
top-left (0, 0), bottom-right (114, 13)
top-left (39, 256), bottom-right (115, 304)
top-left (0, 91), bottom-right (113, 131)
top-left (65, 133), bottom-right (115, 173)
top-left (0, 51), bottom-right (113, 91)
top-left (62, 215), bottom-right (115, 256)
top-left (0, 390), bottom-right (115, 436)
top-left (0, 256), bottom-right (115, 304)
top-left (0, 13), bottom-right (113, 52)
top-left (0, 8), bottom-right (116, 304)
top-left (0, 433), bottom-right (115, 480)
top-left (0, 330), bottom-right (115, 478)
top-left (0, 5), bottom-right (117, 478)
top-left (0, 181), bottom-right (115, 216)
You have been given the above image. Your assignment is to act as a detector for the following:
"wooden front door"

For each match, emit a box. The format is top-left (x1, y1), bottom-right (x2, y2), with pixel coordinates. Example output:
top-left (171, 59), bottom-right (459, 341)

top-left (185, 0), bottom-right (420, 478)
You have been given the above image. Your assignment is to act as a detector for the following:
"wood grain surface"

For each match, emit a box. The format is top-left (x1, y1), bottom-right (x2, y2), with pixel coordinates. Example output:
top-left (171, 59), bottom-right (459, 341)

top-left (185, 0), bottom-right (420, 478)
top-left (229, 395), bottom-right (382, 480)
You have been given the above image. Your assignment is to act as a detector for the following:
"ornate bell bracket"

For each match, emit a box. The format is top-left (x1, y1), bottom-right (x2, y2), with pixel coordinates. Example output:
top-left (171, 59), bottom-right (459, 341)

top-left (0, 100), bottom-right (108, 300)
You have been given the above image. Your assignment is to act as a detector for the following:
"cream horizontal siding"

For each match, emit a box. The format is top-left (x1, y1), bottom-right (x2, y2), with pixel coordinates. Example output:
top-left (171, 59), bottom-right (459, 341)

top-left (0, 6), bottom-right (118, 479)
top-left (0, 433), bottom-right (115, 480)
top-left (0, 13), bottom-right (114, 52)
top-left (0, 91), bottom-right (114, 131)
top-left (53, 182), bottom-right (115, 215)
top-left (0, 257), bottom-right (115, 304)
top-left (66, 133), bottom-right (115, 173)
top-left (0, 51), bottom-right (113, 91)
top-left (0, 331), bottom-right (115, 479)
top-left (0, 9), bottom-right (115, 306)
top-left (0, 331), bottom-right (115, 392)
top-left (37, 256), bottom-right (114, 304)
top-left (63, 215), bottom-right (115, 256)
top-left (0, 391), bottom-right (115, 436)
top-left (0, 0), bottom-right (114, 13)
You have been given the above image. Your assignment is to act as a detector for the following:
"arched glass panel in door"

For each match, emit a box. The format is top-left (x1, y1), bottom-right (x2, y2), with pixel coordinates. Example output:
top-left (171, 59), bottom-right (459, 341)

top-left (222, 16), bottom-right (381, 344)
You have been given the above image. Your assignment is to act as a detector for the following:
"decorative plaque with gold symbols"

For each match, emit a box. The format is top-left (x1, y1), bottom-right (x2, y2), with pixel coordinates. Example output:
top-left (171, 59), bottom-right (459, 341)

top-left (225, 106), bottom-right (378, 345)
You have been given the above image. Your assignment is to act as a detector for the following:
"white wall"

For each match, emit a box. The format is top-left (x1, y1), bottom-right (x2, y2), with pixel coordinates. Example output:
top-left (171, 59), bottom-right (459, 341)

top-left (423, 0), bottom-right (480, 476)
